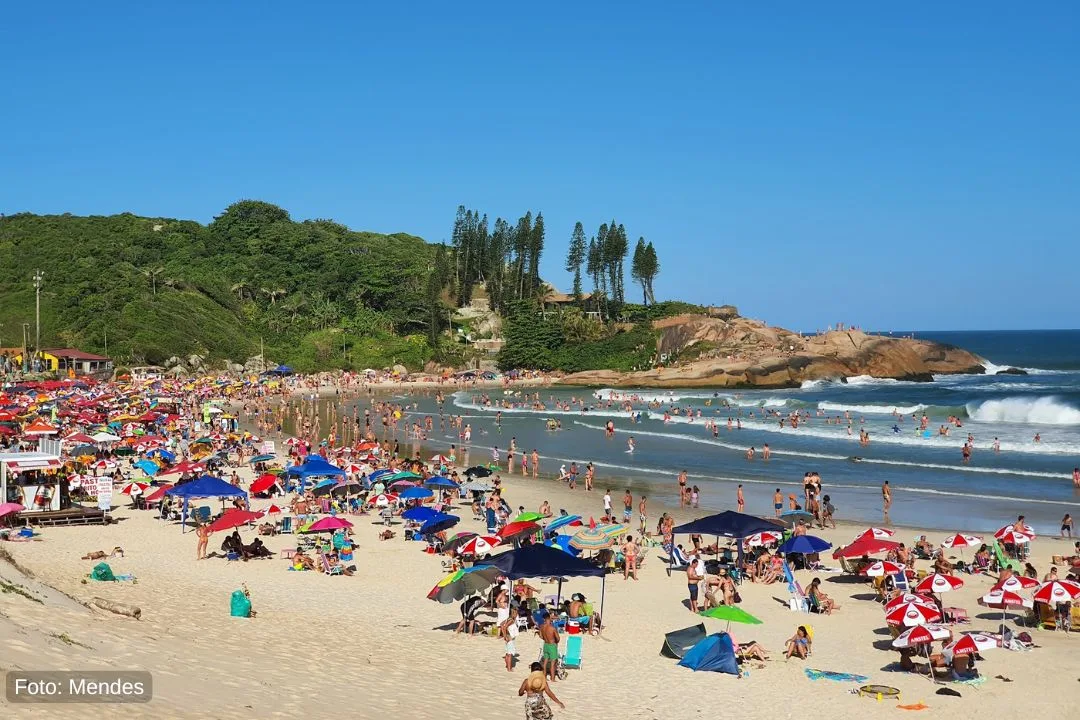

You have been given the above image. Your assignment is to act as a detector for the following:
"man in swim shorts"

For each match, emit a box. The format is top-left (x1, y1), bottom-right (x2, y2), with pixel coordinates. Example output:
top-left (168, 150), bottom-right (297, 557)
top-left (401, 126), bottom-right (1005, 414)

top-left (538, 612), bottom-right (561, 683)
top-left (773, 488), bottom-right (783, 517)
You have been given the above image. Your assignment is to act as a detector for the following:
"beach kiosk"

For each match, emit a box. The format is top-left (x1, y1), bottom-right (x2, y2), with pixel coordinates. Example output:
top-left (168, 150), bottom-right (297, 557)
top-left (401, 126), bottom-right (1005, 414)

top-left (0, 451), bottom-right (64, 511)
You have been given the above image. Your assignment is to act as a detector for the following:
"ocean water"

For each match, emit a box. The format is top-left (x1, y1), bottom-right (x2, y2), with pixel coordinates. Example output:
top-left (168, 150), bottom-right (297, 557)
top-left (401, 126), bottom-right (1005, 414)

top-left (426, 330), bottom-right (1080, 534)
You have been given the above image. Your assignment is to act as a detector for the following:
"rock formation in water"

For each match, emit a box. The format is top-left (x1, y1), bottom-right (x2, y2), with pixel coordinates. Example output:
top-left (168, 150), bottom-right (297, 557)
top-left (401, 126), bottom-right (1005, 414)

top-left (557, 312), bottom-right (987, 389)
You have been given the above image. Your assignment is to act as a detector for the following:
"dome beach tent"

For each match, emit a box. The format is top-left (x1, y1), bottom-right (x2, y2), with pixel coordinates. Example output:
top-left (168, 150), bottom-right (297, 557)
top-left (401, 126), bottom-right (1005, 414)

top-left (677, 632), bottom-right (739, 676)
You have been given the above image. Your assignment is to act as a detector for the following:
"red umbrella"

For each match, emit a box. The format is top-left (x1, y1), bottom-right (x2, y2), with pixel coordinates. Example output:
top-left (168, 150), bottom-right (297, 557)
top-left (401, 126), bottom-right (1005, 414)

top-left (142, 484), bottom-right (173, 503)
top-left (979, 588), bottom-right (1032, 609)
top-left (884, 593), bottom-right (937, 613)
top-left (1032, 580), bottom-right (1080, 605)
top-left (994, 523), bottom-right (1035, 539)
top-left (992, 575), bottom-right (1039, 592)
top-left (744, 531), bottom-right (783, 547)
top-left (119, 481), bottom-right (149, 496)
top-left (249, 473), bottom-right (279, 494)
top-left (259, 504), bottom-right (283, 517)
top-left (498, 521), bottom-right (541, 543)
top-left (832, 536), bottom-right (900, 558)
top-left (943, 633), bottom-right (997, 657)
top-left (305, 516), bottom-right (354, 532)
top-left (914, 573), bottom-right (964, 594)
top-left (995, 528), bottom-right (1034, 545)
top-left (886, 601), bottom-right (943, 627)
top-left (208, 509), bottom-right (262, 533)
top-left (891, 623), bottom-right (951, 647)
top-left (458, 535), bottom-right (501, 556)
top-left (860, 560), bottom-right (906, 577)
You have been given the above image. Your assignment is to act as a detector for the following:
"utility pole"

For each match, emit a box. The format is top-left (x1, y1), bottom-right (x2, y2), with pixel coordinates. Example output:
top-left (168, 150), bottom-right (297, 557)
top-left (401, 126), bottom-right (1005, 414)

top-left (21, 323), bottom-right (29, 372)
top-left (32, 270), bottom-right (44, 355)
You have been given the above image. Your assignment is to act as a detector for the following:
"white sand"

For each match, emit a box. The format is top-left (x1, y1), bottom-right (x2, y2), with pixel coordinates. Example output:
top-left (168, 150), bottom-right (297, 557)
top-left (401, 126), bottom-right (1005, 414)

top-left (1, 461), bottom-right (1076, 719)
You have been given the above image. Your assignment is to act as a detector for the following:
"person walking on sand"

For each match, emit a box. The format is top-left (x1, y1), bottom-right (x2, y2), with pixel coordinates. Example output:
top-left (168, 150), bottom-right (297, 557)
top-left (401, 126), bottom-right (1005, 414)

top-left (882, 480), bottom-right (892, 521)
top-left (519, 661), bottom-right (564, 718)
top-left (500, 610), bottom-right (521, 672)
top-left (622, 535), bottom-right (639, 580)
top-left (687, 552), bottom-right (704, 613)
top-left (531, 449), bottom-right (539, 479)
top-left (1061, 513), bottom-right (1073, 538)
top-left (737, 484), bottom-right (745, 512)
top-left (639, 495), bottom-right (648, 535)
top-left (773, 488), bottom-right (783, 518)
top-left (196, 522), bottom-right (210, 560)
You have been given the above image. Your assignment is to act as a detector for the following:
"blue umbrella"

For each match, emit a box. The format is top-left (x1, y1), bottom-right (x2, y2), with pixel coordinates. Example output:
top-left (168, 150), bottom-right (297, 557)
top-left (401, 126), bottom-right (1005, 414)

top-left (399, 486), bottom-right (433, 500)
top-left (424, 476), bottom-right (459, 489)
top-left (778, 535), bottom-right (832, 555)
top-left (134, 459), bottom-right (159, 476)
top-left (314, 478), bottom-right (338, 489)
top-left (545, 514), bottom-right (582, 534)
top-left (545, 535), bottom-right (582, 556)
top-left (402, 506), bottom-right (439, 522)
top-left (147, 448), bottom-right (175, 462)
top-left (419, 513), bottom-right (460, 535)
top-left (368, 469), bottom-right (394, 481)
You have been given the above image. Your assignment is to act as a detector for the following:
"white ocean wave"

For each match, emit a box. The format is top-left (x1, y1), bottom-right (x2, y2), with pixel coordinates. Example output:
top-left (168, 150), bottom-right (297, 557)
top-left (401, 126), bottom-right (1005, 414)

top-left (966, 396), bottom-right (1080, 426)
top-left (818, 401), bottom-right (928, 415)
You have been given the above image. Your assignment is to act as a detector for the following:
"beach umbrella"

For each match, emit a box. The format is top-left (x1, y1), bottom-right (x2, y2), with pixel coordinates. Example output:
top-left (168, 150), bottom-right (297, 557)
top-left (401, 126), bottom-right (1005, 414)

top-left (940, 533), bottom-right (982, 549)
top-left (698, 605), bottom-right (763, 632)
top-left (744, 530), bottom-right (783, 547)
top-left (368, 468), bottom-right (394, 481)
top-left (402, 506), bottom-right (439, 522)
top-left (430, 454), bottom-right (452, 465)
top-left (464, 465), bottom-right (493, 478)
top-left (399, 486), bottom-right (433, 501)
top-left (134, 459), bottom-right (159, 476)
top-left (391, 471), bottom-right (423, 481)
top-left (69, 443), bottom-right (99, 457)
top-left (891, 623), bottom-right (951, 648)
top-left (778, 534), bottom-right (832, 555)
top-left (388, 479), bottom-right (418, 489)
top-left (944, 633), bottom-right (997, 657)
top-left (461, 480), bottom-right (494, 493)
top-left (208, 509), bottom-right (262, 533)
top-left (568, 526), bottom-right (615, 551)
top-left (119, 481), bottom-right (149, 496)
top-left (860, 560), bottom-right (906, 577)
top-left (258, 504), bottom-right (283, 517)
top-left (427, 565), bottom-right (502, 604)
top-left (90, 459), bottom-right (116, 471)
top-left (884, 593), bottom-right (937, 613)
top-left (886, 602), bottom-right (943, 627)
top-left (778, 510), bottom-right (814, 527)
top-left (544, 515), bottom-right (582, 534)
top-left (914, 573), bottom-right (964, 594)
top-left (994, 523), bottom-right (1036, 539)
top-left (419, 513), bottom-right (460, 535)
top-left (146, 448), bottom-right (175, 462)
top-left (458, 535), bottom-right (501, 557)
top-left (142, 484), bottom-right (173, 504)
top-left (0, 502), bottom-right (25, 518)
top-left (995, 528), bottom-right (1035, 545)
top-left (368, 493), bottom-right (400, 507)
top-left (1032, 579), bottom-right (1080, 605)
top-left (499, 521), bottom-right (542, 544)
top-left (597, 523), bottom-right (627, 539)
top-left (442, 531), bottom-right (479, 555)
top-left (833, 536), bottom-right (901, 558)
top-left (343, 463), bottom-right (370, 475)
top-left (992, 575), bottom-right (1040, 592)
top-left (249, 474), bottom-right (279, 494)
top-left (424, 476), bottom-right (459, 490)
top-left (513, 511), bottom-right (545, 524)
top-left (545, 535), bottom-right (581, 556)
top-left (979, 587), bottom-right (1033, 627)
top-left (248, 454), bottom-right (275, 463)
top-left (112, 446), bottom-right (136, 457)
top-left (856, 527), bottom-right (895, 541)
top-left (304, 516), bottom-right (354, 533)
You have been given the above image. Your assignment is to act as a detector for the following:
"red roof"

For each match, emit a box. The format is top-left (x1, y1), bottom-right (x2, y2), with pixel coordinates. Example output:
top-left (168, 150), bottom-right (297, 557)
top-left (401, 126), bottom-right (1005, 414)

top-left (42, 348), bottom-right (111, 361)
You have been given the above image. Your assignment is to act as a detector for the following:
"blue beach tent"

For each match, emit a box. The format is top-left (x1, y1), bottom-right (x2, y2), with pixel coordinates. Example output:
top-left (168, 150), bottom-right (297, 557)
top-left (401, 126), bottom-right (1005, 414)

top-left (677, 633), bottom-right (739, 676)
top-left (283, 455), bottom-right (346, 492)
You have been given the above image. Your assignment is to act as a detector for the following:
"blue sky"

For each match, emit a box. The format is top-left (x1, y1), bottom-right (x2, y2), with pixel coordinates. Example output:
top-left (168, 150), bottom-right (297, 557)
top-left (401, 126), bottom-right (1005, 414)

top-left (3, 2), bottom-right (1078, 331)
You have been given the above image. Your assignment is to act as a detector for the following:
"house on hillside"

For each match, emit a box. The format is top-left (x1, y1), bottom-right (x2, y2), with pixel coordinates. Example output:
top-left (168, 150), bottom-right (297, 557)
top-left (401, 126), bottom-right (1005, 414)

top-left (541, 288), bottom-right (601, 320)
top-left (13, 348), bottom-right (113, 377)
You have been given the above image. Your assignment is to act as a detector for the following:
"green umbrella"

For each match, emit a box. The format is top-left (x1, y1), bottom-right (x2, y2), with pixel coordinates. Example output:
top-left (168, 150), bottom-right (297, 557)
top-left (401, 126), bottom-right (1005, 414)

top-left (699, 605), bottom-right (762, 631)
top-left (426, 565), bottom-right (502, 604)
top-left (390, 471), bottom-right (422, 481)
top-left (513, 512), bottom-right (544, 523)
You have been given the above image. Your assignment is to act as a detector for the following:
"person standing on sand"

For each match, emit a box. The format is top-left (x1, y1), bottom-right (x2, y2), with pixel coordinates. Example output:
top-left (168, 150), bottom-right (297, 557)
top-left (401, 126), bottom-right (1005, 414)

top-left (737, 484), bottom-right (745, 512)
top-left (196, 523), bottom-right (210, 560)
top-left (639, 495), bottom-right (648, 535)
top-left (603, 490), bottom-right (612, 520)
top-left (882, 480), bottom-right (892, 521)
top-left (677, 470), bottom-right (688, 506)
top-left (687, 552), bottom-right (704, 613)
top-left (538, 613), bottom-right (560, 684)
top-left (773, 488), bottom-right (783, 517)
top-left (623, 489), bottom-right (633, 524)
top-left (622, 535), bottom-right (639, 580)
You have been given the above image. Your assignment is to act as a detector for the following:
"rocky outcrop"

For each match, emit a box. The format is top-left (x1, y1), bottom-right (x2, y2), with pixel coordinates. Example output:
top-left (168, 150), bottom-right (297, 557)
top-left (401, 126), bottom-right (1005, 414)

top-left (558, 315), bottom-right (987, 389)
top-left (994, 367), bottom-right (1028, 375)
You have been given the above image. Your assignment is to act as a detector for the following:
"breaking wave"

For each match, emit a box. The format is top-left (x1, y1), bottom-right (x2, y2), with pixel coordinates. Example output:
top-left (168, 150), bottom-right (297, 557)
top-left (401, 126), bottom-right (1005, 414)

top-left (966, 397), bottom-right (1080, 426)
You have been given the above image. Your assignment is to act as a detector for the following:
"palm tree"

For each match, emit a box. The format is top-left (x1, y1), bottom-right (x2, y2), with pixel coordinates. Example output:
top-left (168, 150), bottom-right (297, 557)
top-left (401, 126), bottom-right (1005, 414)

top-left (231, 280), bottom-right (252, 301)
top-left (142, 266), bottom-right (165, 296)
top-left (260, 287), bottom-right (286, 305)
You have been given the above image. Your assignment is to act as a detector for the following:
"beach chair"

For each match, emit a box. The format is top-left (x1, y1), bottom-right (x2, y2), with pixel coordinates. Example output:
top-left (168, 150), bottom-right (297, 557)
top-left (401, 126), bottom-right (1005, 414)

top-left (992, 542), bottom-right (1021, 573)
top-left (782, 561), bottom-right (809, 612)
top-left (318, 553), bottom-right (344, 576)
top-left (280, 516), bottom-right (293, 534)
top-left (890, 572), bottom-right (910, 593)
top-left (665, 544), bottom-right (690, 577)
top-left (193, 506), bottom-right (211, 525)
top-left (562, 635), bottom-right (583, 669)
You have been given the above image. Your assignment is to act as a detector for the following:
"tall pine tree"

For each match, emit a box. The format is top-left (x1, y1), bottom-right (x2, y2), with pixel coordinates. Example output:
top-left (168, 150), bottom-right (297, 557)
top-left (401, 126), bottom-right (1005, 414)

top-left (631, 237), bottom-right (648, 305)
top-left (565, 222), bottom-right (587, 302)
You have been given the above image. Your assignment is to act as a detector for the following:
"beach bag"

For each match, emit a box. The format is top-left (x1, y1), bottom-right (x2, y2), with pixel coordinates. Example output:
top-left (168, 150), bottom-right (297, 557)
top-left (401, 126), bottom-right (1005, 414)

top-left (230, 590), bottom-right (252, 618)
top-left (91, 563), bottom-right (116, 582)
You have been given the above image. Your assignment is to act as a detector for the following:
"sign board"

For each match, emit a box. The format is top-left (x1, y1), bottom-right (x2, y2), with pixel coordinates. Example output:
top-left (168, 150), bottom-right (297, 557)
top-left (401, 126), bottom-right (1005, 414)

top-left (260, 441), bottom-right (276, 456)
top-left (96, 477), bottom-right (113, 511)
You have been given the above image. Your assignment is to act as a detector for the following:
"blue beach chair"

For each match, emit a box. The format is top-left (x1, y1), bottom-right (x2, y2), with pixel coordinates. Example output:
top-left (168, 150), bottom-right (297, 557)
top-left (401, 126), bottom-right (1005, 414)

top-left (562, 635), bottom-right (583, 669)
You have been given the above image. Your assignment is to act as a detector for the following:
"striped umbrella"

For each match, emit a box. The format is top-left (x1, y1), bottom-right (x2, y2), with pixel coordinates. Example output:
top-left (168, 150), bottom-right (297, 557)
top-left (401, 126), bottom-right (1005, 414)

top-left (884, 593), bottom-right (937, 613)
top-left (940, 533), bottom-right (982, 549)
top-left (944, 633), bottom-right (997, 657)
top-left (891, 623), bottom-right (951, 648)
top-left (458, 535), bottom-right (501, 557)
top-left (442, 531), bottom-right (479, 555)
top-left (979, 587), bottom-right (1033, 626)
top-left (995, 528), bottom-right (1034, 545)
top-left (886, 601), bottom-right (943, 627)
top-left (568, 526), bottom-right (616, 551)
top-left (856, 527), bottom-right (895, 541)
top-left (914, 573), bottom-right (964, 594)
top-left (992, 575), bottom-right (1039, 592)
top-left (994, 523), bottom-right (1035, 539)
top-left (426, 565), bottom-right (503, 604)
top-left (544, 514), bottom-right (582, 533)
top-left (861, 560), bottom-right (906, 577)
top-left (744, 530), bottom-right (783, 547)
top-left (1032, 579), bottom-right (1080, 605)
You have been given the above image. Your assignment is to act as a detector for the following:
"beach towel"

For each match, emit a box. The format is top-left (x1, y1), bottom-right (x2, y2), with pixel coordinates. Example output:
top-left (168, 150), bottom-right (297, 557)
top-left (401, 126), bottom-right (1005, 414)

top-left (897, 703), bottom-right (929, 711)
top-left (804, 668), bottom-right (869, 683)
top-left (953, 675), bottom-right (987, 688)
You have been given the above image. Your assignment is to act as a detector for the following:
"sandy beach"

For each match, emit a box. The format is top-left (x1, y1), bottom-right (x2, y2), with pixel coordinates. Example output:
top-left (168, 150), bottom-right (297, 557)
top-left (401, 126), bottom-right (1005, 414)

top-left (2, 450), bottom-right (1077, 720)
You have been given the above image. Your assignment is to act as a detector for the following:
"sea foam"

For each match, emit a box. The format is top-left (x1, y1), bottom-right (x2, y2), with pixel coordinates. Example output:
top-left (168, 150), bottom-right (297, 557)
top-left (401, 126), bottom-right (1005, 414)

top-left (966, 396), bottom-right (1080, 426)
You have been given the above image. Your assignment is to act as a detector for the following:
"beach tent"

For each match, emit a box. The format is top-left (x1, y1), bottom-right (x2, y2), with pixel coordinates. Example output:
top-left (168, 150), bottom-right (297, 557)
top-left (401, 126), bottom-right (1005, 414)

top-left (660, 623), bottom-right (708, 659)
top-left (283, 454), bottom-right (346, 492)
top-left (477, 544), bottom-right (607, 627)
top-left (671, 511), bottom-right (784, 573)
top-left (677, 633), bottom-right (739, 675)
top-left (166, 475), bottom-right (247, 532)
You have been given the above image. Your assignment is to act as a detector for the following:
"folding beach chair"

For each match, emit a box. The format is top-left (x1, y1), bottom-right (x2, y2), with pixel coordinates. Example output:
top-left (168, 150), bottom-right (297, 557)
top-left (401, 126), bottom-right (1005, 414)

top-left (562, 635), bottom-right (583, 669)
top-left (280, 516), bottom-right (293, 534)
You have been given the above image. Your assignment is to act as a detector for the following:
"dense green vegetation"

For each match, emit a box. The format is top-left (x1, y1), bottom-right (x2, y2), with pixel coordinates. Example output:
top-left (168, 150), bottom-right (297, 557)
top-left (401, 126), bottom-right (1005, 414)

top-left (0, 202), bottom-right (448, 371)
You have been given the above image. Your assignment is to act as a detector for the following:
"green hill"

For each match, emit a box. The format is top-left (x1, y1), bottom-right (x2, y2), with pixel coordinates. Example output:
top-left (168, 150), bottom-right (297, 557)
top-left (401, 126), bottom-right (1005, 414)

top-left (0, 201), bottom-right (447, 372)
